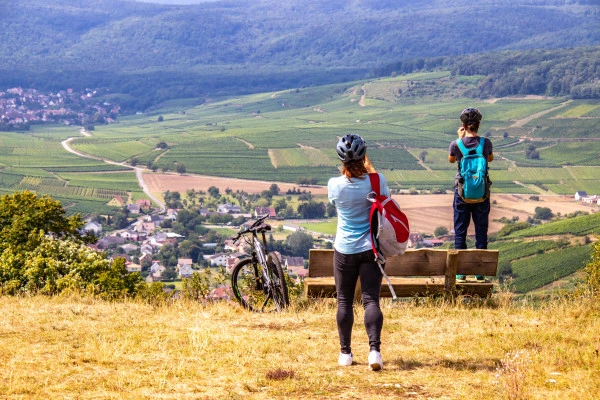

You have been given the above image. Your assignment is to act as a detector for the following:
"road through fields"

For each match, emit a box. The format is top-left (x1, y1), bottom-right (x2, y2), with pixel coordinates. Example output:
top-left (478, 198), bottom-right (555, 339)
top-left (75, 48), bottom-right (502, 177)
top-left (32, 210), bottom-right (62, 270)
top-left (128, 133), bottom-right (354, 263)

top-left (61, 137), bottom-right (165, 210)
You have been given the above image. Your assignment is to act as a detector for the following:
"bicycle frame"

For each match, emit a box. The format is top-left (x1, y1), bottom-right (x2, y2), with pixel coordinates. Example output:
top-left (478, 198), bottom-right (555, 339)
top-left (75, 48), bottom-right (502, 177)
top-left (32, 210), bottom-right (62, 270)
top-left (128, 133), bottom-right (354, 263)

top-left (247, 226), bottom-right (277, 308)
top-left (230, 214), bottom-right (289, 312)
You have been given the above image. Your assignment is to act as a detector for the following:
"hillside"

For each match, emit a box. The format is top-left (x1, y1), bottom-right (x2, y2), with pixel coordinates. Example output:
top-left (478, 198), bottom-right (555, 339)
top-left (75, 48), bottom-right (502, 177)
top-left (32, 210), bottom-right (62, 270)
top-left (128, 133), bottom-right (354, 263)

top-left (1, 0), bottom-right (598, 109)
top-left (1, 295), bottom-right (598, 399)
top-left (1, 69), bottom-right (599, 219)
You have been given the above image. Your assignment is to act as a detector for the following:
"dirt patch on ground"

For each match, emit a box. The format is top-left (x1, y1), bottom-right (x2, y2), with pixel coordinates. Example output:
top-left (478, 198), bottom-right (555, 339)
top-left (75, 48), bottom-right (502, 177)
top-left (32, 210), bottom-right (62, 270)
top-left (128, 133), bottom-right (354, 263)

top-left (143, 173), bottom-right (328, 196)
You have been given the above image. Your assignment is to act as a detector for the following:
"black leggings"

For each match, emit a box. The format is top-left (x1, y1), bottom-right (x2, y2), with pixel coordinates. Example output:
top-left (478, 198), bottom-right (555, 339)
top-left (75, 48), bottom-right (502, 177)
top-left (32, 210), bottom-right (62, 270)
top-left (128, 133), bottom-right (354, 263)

top-left (334, 249), bottom-right (383, 354)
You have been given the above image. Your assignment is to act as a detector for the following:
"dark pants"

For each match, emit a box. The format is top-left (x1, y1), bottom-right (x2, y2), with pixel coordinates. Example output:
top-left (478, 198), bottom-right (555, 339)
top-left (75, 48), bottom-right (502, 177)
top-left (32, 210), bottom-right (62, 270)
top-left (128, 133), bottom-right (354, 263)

top-left (334, 249), bottom-right (383, 354)
top-left (453, 190), bottom-right (490, 250)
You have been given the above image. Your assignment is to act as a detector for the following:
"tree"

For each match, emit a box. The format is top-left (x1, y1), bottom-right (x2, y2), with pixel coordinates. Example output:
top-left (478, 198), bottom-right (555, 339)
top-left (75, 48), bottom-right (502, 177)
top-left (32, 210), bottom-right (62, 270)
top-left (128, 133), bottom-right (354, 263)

top-left (176, 164), bottom-right (186, 174)
top-left (534, 207), bottom-right (554, 220)
top-left (163, 191), bottom-right (183, 208)
top-left (156, 141), bottom-right (168, 149)
top-left (269, 184), bottom-right (280, 196)
top-left (260, 190), bottom-right (273, 200)
top-left (286, 231), bottom-right (314, 258)
top-left (434, 226), bottom-right (449, 237)
top-left (0, 191), bottom-right (144, 297)
top-left (419, 150), bottom-right (428, 162)
top-left (297, 201), bottom-right (326, 219)
top-left (157, 115), bottom-right (164, 122)
top-left (274, 198), bottom-right (287, 213)
top-left (0, 191), bottom-right (88, 257)
top-left (526, 144), bottom-right (540, 160)
top-left (208, 186), bottom-right (220, 198)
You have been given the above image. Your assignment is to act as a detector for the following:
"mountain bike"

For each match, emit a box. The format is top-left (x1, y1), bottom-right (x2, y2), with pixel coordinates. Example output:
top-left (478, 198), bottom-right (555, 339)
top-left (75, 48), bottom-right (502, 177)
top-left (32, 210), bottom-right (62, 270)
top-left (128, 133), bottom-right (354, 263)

top-left (230, 214), bottom-right (289, 312)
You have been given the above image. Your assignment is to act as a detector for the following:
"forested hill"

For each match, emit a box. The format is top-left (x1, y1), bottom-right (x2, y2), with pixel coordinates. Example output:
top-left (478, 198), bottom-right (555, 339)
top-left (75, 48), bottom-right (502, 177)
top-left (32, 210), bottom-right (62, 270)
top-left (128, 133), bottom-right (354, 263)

top-left (1, 0), bottom-right (598, 110)
top-left (376, 47), bottom-right (600, 99)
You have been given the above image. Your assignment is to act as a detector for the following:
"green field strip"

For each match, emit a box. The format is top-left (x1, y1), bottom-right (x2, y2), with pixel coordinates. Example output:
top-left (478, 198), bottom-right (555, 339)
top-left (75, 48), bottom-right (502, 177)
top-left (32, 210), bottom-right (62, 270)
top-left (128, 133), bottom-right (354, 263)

top-left (46, 164), bottom-right (131, 173)
top-left (556, 103), bottom-right (600, 118)
top-left (538, 142), bottom-right (600, 166)
top-left (489, 240), bottom-right (560, 263)
top-left (71, 138), bottom-right (154, 162)
top-left (567, 166), bottom-right (600, 180)
top-left (507, 212), bottom-right (600, 238)
top-left (545, 181), bottom-right (600, 195)
top-left (490, 182), bottom-right (536, 194)
top-left (268, 148), bottom-right (337, 168)
top-left (510, 245), bottom-right (592, 293)
top-left (57, 172), bottom-right (139, 191)
top-left (492, 167), bottom-right (572, 183)
top-left (384, 169), bottom-right (455, 188)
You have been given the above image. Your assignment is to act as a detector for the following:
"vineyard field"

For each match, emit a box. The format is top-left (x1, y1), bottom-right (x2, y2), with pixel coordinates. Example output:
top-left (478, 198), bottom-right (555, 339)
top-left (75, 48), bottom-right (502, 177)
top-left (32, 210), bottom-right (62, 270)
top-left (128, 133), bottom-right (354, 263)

top-left (510, 245), bottom-right (592, 293)
top-left (507, 212), bottom-right (600, 238)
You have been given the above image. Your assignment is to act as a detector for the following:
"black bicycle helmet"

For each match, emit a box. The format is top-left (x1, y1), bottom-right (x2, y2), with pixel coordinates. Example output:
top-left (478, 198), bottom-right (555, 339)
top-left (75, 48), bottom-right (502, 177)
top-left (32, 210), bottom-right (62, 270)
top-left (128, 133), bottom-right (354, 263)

top-left (336, 134), bottom-right (367, 162)
top-left (460, 108), bottom-right (482, 125)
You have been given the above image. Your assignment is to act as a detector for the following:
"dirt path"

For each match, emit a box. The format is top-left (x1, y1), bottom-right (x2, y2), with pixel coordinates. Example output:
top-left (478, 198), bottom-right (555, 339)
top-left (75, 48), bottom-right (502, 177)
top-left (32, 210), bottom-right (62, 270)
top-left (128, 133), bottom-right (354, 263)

top-left (61, 135), bottom-right (165, 210)
top-left (153, 149), bottom-right (170, 163)
top-left (235, 138), bottom-right (255, 149)
top-left (358, 85), bottom-right (367, 107)
top-left (510, 100), bottom-right (572, 128)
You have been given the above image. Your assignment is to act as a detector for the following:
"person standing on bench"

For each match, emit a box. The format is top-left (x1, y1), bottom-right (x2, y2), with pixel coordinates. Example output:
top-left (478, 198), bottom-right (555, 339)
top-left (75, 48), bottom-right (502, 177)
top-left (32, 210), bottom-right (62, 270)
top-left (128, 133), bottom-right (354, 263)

top-left (328, 133), bottom-right (390, 371)
top-left (448, 108), bottom-right (494, 282)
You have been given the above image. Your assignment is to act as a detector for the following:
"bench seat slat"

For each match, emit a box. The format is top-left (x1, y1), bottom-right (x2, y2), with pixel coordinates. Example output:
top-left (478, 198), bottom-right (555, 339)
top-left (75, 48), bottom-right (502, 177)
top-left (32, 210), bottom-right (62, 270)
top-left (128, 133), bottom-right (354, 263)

top-left (304, 277), bottom-right (493, 298)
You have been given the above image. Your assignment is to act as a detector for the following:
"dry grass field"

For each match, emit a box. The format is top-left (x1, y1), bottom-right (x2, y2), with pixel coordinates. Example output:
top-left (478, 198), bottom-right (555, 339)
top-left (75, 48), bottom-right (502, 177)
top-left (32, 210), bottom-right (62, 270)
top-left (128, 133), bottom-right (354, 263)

top-left (1, 294), bottom-right (598, 399)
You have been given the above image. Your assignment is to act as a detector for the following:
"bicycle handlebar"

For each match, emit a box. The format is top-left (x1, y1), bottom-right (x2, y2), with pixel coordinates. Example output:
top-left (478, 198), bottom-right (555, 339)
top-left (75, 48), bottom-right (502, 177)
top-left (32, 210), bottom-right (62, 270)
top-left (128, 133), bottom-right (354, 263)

top-left (230, 214), bottom-right (271, 242)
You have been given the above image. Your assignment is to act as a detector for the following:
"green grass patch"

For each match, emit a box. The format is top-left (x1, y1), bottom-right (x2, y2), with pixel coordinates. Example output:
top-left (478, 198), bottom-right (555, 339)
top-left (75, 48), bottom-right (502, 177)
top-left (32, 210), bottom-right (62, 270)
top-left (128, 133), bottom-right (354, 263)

top-left (297, 220), bottom-right (337, 235)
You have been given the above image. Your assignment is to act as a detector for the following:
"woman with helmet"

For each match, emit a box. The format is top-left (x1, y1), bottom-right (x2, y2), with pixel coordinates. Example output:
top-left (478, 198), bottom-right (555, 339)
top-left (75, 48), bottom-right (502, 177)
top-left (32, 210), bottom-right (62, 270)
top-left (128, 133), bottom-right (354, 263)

top-left (448, 108), bottom-right (494, 281)
top-left (327, 133), bottom-right (390, 371)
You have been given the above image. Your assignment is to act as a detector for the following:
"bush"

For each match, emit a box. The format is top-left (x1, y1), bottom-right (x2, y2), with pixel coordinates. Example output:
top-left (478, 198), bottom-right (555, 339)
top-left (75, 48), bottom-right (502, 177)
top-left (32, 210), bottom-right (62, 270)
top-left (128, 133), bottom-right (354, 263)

top-left (496, 222), bottom-right (531, 238)
top-left (434, 226), bottom-right (449, 237)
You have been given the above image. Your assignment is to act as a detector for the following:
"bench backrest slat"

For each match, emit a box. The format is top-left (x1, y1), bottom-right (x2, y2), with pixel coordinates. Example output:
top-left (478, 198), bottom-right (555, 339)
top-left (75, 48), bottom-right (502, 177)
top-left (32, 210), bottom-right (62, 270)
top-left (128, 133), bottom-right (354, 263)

top-left (456, 249), bottom-right (499, 276)
top-left (308, 248), bottom-right (499, 277)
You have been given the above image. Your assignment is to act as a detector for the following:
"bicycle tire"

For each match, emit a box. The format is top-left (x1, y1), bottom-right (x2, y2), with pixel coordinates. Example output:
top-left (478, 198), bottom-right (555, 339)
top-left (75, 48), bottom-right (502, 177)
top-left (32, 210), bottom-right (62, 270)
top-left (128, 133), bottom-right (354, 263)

top-left (230, 258), bottom-right (279, 312)
top-left (267, 252), bottom-right (290, 311)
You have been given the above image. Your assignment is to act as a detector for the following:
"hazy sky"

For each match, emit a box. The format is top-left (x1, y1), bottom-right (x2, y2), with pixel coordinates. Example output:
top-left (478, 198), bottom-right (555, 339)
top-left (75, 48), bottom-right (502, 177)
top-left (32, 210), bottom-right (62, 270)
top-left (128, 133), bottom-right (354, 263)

top-left (134, 0), bottom-right (222, 4)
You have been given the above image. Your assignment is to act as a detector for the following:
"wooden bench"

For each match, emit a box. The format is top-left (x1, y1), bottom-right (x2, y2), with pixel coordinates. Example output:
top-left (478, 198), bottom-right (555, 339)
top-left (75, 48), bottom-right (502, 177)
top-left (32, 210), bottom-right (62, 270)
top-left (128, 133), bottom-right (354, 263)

top-left (304, 249), bottom-right (499, 298)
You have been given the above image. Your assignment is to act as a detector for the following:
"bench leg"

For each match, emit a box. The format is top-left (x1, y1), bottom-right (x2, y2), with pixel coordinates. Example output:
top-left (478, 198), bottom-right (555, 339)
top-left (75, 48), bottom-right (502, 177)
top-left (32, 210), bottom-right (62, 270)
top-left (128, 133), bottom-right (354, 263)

top-left (445, 250), bottom-right (458, 298)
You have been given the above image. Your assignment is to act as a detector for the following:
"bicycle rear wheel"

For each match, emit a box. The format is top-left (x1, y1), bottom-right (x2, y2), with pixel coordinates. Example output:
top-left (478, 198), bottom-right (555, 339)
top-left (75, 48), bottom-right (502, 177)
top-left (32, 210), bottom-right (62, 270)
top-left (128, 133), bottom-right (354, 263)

top-left (231, 258), bottom-right (277, 312)
top-left (267, 252), bottom-right (289, 311)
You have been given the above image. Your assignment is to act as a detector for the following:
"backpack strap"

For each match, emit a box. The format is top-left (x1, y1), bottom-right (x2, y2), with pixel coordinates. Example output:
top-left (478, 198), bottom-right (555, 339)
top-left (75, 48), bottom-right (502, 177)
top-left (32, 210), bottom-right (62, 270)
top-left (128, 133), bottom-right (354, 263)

top-left (368, 173), bottom-right (380, 196)
top-left (476, 137), bottom-right (485, 155)
top-left (367, 172), bottom-right (383, 261)
top-left (456, 137), bottom-right (486, 156)
top-left (455, 138), bottom-right (469, 156)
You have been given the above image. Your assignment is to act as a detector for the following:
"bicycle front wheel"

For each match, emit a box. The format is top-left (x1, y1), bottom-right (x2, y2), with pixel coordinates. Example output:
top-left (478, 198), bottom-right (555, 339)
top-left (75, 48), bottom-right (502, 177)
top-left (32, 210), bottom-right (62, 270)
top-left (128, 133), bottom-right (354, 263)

top-left (267, 252), bottom-right (289, 311)
top-left (231, 258), bottom-right (277, 312)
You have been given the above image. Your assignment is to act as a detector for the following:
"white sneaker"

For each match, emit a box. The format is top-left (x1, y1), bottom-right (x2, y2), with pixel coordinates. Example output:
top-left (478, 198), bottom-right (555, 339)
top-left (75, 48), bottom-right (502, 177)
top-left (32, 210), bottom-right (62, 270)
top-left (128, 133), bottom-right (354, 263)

top-left (368, 350), bottom-right (383, 371)
top-left (338, 353), bottom-right (353, 366)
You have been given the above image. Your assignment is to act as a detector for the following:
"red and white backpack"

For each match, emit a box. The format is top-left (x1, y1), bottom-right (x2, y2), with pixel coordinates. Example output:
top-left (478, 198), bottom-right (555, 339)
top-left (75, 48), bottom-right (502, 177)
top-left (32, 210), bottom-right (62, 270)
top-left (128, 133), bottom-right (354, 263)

top-left (367, 173), bottom-right (410, 261)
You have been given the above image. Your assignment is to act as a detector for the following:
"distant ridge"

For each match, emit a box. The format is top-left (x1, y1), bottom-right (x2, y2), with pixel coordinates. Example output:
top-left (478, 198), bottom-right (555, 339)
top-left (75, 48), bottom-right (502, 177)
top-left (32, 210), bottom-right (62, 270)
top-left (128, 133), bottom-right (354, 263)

top-left (1, 0), bottom-right (598, 109)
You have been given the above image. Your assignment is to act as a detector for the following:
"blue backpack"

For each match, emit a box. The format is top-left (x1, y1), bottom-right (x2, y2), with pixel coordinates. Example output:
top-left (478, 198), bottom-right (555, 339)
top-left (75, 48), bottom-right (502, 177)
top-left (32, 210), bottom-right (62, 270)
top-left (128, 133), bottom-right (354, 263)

top-left (456, 137), bottom-right (490, 203)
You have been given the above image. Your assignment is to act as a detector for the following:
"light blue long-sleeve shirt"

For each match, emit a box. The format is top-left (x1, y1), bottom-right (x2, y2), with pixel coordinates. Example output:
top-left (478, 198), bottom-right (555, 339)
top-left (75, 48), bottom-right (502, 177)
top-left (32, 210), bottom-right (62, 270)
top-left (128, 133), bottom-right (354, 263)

top-left (328, 173), bottom-right (390, 255)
